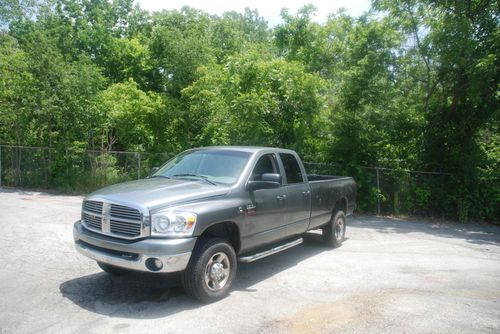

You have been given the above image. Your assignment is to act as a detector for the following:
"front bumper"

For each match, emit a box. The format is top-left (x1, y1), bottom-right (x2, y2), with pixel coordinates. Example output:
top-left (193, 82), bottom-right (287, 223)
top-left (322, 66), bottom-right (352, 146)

top-left (73, 220), bottom-right (195, 273)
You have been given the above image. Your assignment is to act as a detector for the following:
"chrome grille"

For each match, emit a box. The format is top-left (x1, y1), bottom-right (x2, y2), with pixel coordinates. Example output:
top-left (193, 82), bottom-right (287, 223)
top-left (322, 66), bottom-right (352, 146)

top-left (83, 212), bottom-right (102, 230)
top-left (83, 200), bottom-right (103, 214)
top-left (110, 220), bottom-right (142, 236)
top-left (81, 200), bottom-right (146, 239)
top-left (110, 204), bottom-right (142, 221)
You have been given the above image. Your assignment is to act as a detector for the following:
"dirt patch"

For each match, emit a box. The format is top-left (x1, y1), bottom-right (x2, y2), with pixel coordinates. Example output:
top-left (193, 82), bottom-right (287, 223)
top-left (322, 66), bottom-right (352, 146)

top-left (278, 293), bottom-right (385, 334)
top-left (279, 286), bottom-right (500, 334)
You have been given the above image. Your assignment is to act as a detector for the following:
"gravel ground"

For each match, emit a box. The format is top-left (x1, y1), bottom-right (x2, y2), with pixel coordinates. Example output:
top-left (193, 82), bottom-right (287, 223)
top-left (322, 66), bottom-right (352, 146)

top-left (0, 188), bottom-right (499, 334)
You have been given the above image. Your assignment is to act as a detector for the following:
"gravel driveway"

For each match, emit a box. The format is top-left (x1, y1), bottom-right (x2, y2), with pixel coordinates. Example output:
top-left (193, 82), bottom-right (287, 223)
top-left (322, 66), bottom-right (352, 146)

top-left (0, 189), bottom-right (499, 333)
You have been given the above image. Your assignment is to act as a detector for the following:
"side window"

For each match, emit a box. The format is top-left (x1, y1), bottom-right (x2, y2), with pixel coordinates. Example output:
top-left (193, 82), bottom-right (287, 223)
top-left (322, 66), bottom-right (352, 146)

top-left (251, 154), bottom-right (278, 181)
top-left (280, 153), bottom-right (304, 184)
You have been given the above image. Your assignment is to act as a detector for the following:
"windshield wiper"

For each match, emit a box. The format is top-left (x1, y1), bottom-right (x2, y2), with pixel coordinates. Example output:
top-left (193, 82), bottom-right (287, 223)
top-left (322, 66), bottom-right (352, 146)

top-left (150, 175), bottom-right (170, 179)
top-left (172, 174), bottom-right (217, 185)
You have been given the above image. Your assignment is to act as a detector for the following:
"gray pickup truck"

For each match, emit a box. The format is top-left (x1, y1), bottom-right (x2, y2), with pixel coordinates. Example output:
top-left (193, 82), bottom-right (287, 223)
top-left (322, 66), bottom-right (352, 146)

top-left (73, 146), bottom-right (356, 301)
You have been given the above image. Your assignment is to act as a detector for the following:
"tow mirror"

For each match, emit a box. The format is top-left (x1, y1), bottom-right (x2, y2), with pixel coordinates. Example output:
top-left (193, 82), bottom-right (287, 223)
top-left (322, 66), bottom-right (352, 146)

top-left (261, 173), bottom-right (281, 183)
top-left (247, 173), bottom-right (281, 191)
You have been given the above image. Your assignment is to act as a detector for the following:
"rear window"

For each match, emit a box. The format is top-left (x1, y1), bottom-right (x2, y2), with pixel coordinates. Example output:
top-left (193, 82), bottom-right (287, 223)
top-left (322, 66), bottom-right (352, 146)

top-left (279, 153), bottom-right (304, 184)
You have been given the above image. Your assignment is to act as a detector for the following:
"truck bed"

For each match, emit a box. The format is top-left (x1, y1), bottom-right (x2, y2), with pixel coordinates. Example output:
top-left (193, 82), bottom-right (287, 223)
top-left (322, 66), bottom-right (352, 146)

top-left (306, 174), bottom-right (356, 230)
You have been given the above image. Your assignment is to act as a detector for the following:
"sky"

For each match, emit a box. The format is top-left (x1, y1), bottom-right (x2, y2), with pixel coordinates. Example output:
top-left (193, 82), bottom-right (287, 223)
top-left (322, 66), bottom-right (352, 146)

top-left (136, 0), bottom-right (372, 26)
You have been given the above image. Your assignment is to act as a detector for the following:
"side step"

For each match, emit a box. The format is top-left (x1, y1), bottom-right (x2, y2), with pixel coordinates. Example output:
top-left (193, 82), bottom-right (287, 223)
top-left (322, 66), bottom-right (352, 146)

top-left (238, 238), bottom-right (303, 263)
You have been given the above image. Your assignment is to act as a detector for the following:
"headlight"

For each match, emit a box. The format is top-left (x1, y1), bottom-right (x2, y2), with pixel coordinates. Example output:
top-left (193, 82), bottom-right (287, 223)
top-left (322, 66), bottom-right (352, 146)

top-left (151, 210), bottom-right (197, 237)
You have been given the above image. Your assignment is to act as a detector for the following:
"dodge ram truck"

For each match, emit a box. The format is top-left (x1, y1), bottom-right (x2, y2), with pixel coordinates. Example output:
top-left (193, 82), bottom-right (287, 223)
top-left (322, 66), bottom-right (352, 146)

top-left (73, 146), bottom-right (356, 301)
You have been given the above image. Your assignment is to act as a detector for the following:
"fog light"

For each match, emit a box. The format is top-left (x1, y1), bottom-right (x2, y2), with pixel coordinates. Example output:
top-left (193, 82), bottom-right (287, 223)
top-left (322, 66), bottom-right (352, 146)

top-left (154, 258), bottom-right (163, 269)
top-left (145, 257), bottom-right (163, 271)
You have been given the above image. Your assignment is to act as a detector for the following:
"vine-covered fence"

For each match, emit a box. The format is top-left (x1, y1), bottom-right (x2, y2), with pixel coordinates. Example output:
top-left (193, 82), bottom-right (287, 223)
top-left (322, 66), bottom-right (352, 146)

top-left (0, 145), bottom-right (452, 217)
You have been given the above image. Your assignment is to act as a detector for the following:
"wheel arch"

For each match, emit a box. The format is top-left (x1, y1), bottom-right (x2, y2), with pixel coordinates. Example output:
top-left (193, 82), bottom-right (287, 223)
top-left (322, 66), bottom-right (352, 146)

top-left (333, 197), bottom-right (348, 215)
top-left (198, 221), bottom-right (241, 253)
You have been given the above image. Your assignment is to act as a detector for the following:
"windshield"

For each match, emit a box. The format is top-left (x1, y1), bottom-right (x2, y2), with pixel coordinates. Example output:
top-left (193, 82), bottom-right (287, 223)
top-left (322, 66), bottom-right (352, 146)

top-left (154, 149), bottom-right (251, 185)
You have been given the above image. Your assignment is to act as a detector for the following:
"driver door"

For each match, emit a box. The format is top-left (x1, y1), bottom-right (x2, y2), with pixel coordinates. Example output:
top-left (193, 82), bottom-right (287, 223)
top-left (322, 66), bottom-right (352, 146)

top-left (242, 153), bottom-right (287, 249)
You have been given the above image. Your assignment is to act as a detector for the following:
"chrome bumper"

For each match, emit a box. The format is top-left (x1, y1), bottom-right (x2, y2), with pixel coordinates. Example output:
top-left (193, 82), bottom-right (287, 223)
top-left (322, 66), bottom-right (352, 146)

top-left (73, 220), bottom-right (195, 273)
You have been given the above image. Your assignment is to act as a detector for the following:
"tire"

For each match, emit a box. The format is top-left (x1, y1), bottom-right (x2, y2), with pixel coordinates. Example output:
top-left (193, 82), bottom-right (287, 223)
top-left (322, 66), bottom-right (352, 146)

top-left (97, 261), bottom-right (130, 275)
top-left (181, 237), bottom-right (237, 302)
top-left (322, 210), bottom-right (346, 248)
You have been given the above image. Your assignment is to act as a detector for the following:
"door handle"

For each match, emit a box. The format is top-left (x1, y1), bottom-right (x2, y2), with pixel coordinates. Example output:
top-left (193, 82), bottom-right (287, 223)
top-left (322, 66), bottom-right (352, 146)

top-left (276, 195), bottom-right (287, 201)
top-left (302, 191), bottom-right (310, 197)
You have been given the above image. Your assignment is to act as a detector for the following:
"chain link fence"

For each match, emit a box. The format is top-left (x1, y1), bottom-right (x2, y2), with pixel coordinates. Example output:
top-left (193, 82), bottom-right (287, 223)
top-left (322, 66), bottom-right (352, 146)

top-left (1, 145), bottom-right (452, 216)
top-left (0, 145), bottom-right (174, 192)
top-left (304, 162), bottom-right (452, 216)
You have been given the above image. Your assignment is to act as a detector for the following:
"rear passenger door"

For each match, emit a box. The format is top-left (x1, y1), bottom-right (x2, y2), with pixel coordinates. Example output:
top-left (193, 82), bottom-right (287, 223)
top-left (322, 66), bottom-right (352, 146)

top-left (278, 153), bottom-right (311, 235)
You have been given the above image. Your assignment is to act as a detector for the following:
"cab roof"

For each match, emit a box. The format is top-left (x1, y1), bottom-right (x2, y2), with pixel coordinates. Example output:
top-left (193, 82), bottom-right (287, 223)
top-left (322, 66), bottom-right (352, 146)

top-left (192, 146), bottom-right (297, 154)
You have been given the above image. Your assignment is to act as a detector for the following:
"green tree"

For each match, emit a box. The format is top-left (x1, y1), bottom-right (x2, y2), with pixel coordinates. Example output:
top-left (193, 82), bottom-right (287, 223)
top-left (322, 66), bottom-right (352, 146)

top-left (0, 0), bottom-right (497, 220)
top-left (274, 5), bottom-right (324, 73)
top-left (149, 7), bottom-right (216, 96)
top-left (211, 9), bottom-right (271, 62)
top-left (182, 51), bottom-right (326, 157)
top-left (374, 0), bottom-right (499, 221)
top-left (93, 79), bottom-right (179, 153)
top-left (0, 33), bottom-right (36, 146)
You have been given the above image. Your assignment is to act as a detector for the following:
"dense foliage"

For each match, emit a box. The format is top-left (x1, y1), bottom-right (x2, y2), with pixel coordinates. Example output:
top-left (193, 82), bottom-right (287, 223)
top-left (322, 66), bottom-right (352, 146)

top-left (0, 0), bottom-right (498, 221)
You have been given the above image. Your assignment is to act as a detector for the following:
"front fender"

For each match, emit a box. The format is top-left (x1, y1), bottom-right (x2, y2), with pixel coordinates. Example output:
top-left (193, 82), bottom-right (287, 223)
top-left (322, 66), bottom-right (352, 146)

top-left (168, 198), bottom-right (246, 237)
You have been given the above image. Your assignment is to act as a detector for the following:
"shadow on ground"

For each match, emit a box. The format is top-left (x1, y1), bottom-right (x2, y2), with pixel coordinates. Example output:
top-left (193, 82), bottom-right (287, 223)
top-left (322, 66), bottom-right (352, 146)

top-left (60, 216), bottom-right (500, 318)
top-left (350, 215), bottom-right (500, 246)
top-left (59, 234), bottom-right (328, 319)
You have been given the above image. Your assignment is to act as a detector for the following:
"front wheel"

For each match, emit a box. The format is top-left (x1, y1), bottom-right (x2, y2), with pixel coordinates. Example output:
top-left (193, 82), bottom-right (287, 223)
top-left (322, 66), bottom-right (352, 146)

top-left (181, 237), bottom-right (237, 302)
top-left (322, 210), bottom-right (346, 248)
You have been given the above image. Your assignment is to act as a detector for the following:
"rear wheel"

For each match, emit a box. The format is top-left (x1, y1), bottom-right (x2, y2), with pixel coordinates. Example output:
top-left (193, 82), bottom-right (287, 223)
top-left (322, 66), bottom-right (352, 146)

top-left (97, 262), bottom-right (130, 275)
top-left (322, 210), bottom-right (346, 248)
top-left (181, 237), bottom-right (237, 302)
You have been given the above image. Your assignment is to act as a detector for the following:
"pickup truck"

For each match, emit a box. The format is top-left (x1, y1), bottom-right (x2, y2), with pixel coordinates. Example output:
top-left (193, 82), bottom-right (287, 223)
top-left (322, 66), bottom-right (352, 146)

top-left (73, 146), bottom-right (356, 301)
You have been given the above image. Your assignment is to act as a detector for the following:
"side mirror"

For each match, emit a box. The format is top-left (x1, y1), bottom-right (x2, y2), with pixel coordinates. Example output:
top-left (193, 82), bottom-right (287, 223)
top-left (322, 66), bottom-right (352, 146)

top-left (261, 173), bottom-right (281, 183)
top-left (247, 173), bottom-right (281, 191)
top-left (148, 166), bottom-right (160, 177)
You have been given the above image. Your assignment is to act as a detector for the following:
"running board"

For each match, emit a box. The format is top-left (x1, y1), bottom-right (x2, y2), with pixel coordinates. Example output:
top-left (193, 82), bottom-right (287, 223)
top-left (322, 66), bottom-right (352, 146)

top-left (238, 238), bottom-right (303, 263)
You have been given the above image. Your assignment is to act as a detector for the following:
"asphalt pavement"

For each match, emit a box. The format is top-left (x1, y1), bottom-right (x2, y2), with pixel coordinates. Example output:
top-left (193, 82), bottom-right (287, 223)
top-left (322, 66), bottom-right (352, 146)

top-left (0, 189), bottom-right (499, 333)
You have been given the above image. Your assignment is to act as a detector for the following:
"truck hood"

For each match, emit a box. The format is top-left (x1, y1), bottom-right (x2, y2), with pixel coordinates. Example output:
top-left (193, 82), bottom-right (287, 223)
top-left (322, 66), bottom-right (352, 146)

top-left (87, 177), bottom-right (231, 212)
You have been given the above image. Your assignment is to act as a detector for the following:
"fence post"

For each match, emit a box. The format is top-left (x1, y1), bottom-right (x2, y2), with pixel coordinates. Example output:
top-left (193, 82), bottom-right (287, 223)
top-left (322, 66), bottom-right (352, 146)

top-left (0, 145), bottom-right (2, 188)
top-left (65, 148), bottom-right (69, 181)
top-left (17, 146), bottom-right (21, 186)
top-left (376, 167), bottom-right (381, 215)
top-left (137, 152), bottom-right (141, 180)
